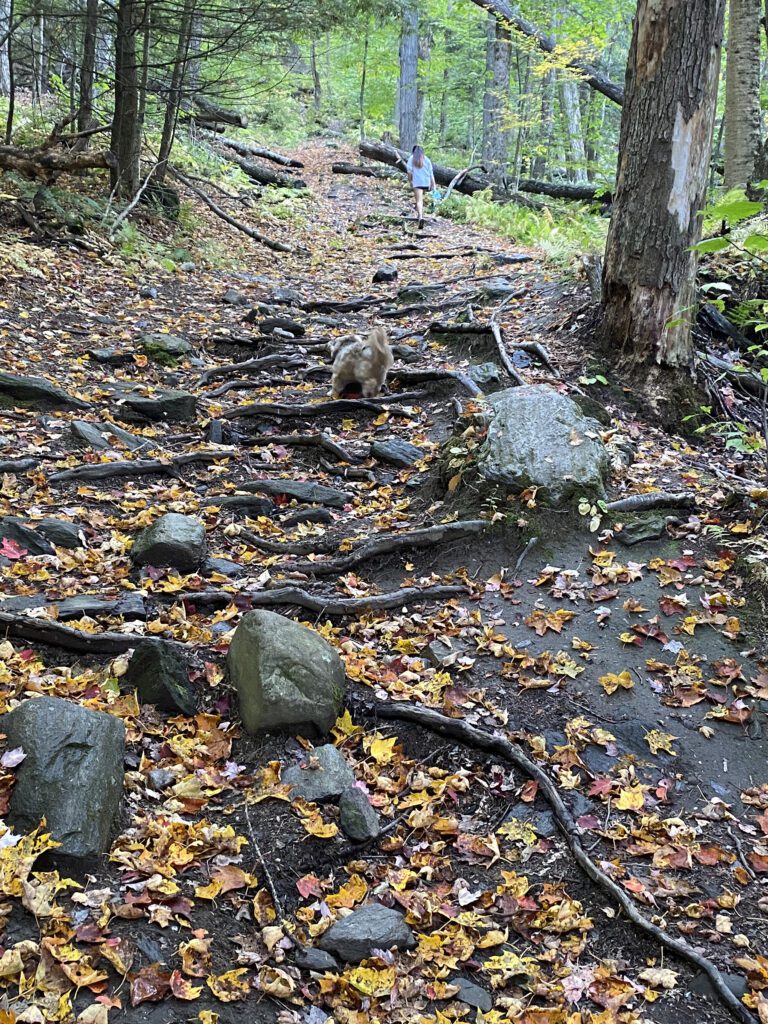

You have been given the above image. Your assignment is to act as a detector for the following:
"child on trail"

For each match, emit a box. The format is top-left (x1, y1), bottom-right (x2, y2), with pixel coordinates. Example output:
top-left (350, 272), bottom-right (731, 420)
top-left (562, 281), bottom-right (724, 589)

top-left (406, 144), bottom-right (436, 231)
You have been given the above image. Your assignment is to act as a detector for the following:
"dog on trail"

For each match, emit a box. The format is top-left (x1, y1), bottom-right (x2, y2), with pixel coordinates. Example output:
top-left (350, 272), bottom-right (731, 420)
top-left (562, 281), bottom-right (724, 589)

top-left (329, 327), bottom-right (393, 399)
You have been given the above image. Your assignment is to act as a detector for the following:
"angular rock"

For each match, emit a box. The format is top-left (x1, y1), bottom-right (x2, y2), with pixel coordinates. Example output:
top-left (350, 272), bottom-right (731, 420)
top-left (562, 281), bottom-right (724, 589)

top-left (283, 745), bottom-right (354, 803)
top-left (372, 266), bottom-right (398, 283)
top-left (424, 638), bottom-right (454, 668)
top-left (0, 593), bottom-right (145, 621)
top-left (339, 787), bottom-right (380, 841)
top-left (203, 556), bottom-right (245, 578)
top-left (572, 393), bottom-right (611, 427)
top-left (131, 513), bottom-right (207, 572)
top-left (397, 282), bottom-right (445, 305)
top-left (0, 517), bottom-right (55, 556)
top-left (249, 315), bottom-right (306, 337)
top-left (123, 639), bottom-right (196, 715)
top-left (490, 253), bottom-right (532, 265)
top-left (147, 768), bottom-right (175, 790)
top-left (87, 348), bottom-right (132, 366)
top-left (294, 947), bottom-right (339, 972)
top-left (371, 439), bottom-right (422, 468)
top-left (139, 285), bottom-right (158, 299)
top-left (140, 333), bottom-right (192, 365)
top-left (452, 978), bottom-right (493, 1011)
top-left (272, 287), bottom-right (303, 306)
top-left (216, 495), bottom-right (276, 517)
top-left (2, 697), bottom-right (125, 858)
top-left (472, 277), bottom-right (518, 302)
top-left (318, 903), bottom-right (416, 963)
top-left (0, 372), bottom-right (89, 411)
top-left (280, 508), bottom-right (333, 528)
top-left (227, 609), bottom-right (345, 736)
top-left (476, 385), bottom-right (609, 505)
top-left (179, 261), bottom-right (196, 272)
top-left (468, 362), bottom-right (502, 391)
top-left (103, 422), bottom-right (146, 451)
top-left (30, 518), bottom-right (85, 549)
top-left (221, 288), bottom-right (247, 305)
top-left (72, 420), bottom-right (111, 450)
top-left (118, 389), bottom-right (197, 423)
top-left (616, 514), bottom-right (666, 547)
top-left (241, 479), bottom-right (350, 509)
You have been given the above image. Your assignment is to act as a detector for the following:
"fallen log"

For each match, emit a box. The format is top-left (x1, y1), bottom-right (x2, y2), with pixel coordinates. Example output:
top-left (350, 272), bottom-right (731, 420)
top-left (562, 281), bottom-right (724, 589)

top-left (0, 144), bottom-right (115, 178)
top-left (359, 139), bottom-right (537, 207)
top-left (0, 611), bottom-right (141, 653)
top-left (332, 161), bottom-right (381, 177)
top-left (218, 136), bottom-right (304, 168)
top-left (218, 149), bottom-right (306, 189)
top-left (0, 458), bottom-right (39, 473)
top-left (606, 491), bottom-right (696, 513)
top-left (193, 95), bottom-right (248, 128)
top-left (518, 178), bottom-right (611, 203)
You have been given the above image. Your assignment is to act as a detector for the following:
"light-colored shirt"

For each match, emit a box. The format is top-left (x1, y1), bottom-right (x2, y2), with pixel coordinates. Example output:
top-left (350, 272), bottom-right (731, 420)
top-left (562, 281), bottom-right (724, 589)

top-left (407, 155), bottom-right (433, 189)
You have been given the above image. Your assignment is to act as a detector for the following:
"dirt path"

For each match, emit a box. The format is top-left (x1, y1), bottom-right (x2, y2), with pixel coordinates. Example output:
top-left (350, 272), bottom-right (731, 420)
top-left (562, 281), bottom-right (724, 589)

top-left (0, 142), bottom-right (765, 1024)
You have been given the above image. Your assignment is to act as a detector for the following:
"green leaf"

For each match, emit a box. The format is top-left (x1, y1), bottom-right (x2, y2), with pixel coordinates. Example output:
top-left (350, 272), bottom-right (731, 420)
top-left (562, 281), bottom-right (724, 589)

top-left (744, 233), bottom-right (768, 251)
top-left (707, 198), bottom-right (763, 223)
top-left (694, 237), bottom-right (732, 253)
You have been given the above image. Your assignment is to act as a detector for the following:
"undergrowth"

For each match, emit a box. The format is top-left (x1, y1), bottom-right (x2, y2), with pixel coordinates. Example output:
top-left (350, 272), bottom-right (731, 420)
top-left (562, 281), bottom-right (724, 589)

top-left (440, 190), bottom-right (608, 268)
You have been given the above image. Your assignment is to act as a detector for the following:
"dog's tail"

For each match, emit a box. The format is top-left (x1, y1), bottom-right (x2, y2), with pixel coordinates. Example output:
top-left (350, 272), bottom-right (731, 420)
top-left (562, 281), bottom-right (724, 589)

top-left (365, 326), bottom-right (390, 356)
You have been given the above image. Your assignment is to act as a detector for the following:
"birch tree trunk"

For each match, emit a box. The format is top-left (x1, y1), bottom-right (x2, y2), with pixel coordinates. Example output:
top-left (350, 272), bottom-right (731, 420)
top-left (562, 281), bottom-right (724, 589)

top-left (0, 0), bottom-right (10, 95)
top-left (559, 74), bottom-right (586, 181)
top-left (724, 0), bottom-right (762, 187)
top-left (481, 13), bottom-right (510, 183)
top-left (398, 0), bottom-right (419, 151)
top-left (531, 68), bottom-right (555, 178)
top-left (601, 0), bottom-right (725, 382)
top-left (416, 23), bottom-right (431, 139)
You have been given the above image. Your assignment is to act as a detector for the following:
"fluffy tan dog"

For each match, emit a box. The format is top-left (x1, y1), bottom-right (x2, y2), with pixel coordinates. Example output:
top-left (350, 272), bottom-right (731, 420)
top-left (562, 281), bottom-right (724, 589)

top-left (329, 327), bottom-right (394, 399)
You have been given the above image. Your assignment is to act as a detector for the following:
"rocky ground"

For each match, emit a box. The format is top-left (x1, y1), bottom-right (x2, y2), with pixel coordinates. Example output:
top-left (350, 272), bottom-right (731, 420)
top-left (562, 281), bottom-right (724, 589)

top-left (0, 142), bottom-right (766, 1024)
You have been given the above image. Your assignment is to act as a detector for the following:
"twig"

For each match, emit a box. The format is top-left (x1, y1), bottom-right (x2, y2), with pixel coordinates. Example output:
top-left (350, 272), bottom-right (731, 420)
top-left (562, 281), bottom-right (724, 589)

top-left (513, 536), bottom-right (538, 574)
top-left (726, 825), bottom-right (758, 882)
top-left (0, 612), bottom-right (145, 653)
top-left (364, 699), bottom-right (757, 1024)
top-left (107, 161), bottom-right (160, 239)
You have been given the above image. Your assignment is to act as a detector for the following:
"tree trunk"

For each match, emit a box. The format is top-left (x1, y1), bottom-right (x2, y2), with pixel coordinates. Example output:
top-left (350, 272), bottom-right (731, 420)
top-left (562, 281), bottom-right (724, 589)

top-left (438, 1), bottom-right (453, 147)
top-left (110, 0), bottom-right (142, 198)
top-left (310, 39), bottom-right (321, 117)
top-left (601, 0), bottom-right (725, 375)
top-left (416, 22), bottom-right (431, 139)
top-left (359, 32), bottom-right (368, 141)
top-left (481, 13), bottom-right (511, 183)
top-left (531, 68), bottom-right (555, 178)
top-left (155, 0), bottom-right (194, 183)
top-left (560, 74), bottom-right (587, 181)
top-left (398, 0), bottom-right (419, 150)
top-left (32, 10), bottom-right (44, 105)
top-left (77, 0), bottom-right (98, 134)
top-left (724, 0), bottom-right (762, 187)
top-left (3, 0), bottom-right (15, 142)
top-left (186, 11), bottom-right (203, 95)
top-left (0, 0), bottom-right (10, 95)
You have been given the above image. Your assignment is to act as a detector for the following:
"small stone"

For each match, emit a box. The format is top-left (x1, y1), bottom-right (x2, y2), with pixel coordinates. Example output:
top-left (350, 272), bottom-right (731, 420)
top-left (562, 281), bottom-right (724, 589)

top-left (2, 697), bottom-right (124, 859)
top-left (139, 285), bottom-right (158, 299)
top-left (468, 362), bottom-right (502, 391)
top-left (371, 439), bottom-right (422, 468)
top-left (147, 768), bottom-right (175, 790)
top-left (87, 348), bottom-right (132, 366)
top-left (179, 261), bottom-right (196, 272)
top-left (249, 315), bottom-right (306, 337)
top-left (339, 787), bottom-right (380, 841)
top-left (221, 288), bottom-right (247, 305)
top-left (424, 639), bottom-right (453, 667)
top-left (616, 515), bottom-right (666, 547)
top-left (272, 287), bottom-right (303, 306)
top-left (294, 947), bottom-right (339, 972)
top-left (140, 333), bottom-right (192, 365)
top-left (397, 282), bottom-right (444, 305)
top-left (283, 745), bottom-right (354, 803)
top-left (124, 639), bottom-right (196, 715)
top-left (241, 479), bottom-right (350, 509)
top-left (71, 420), bottom-right (111, 450)
top-left (318, 903), bottom-right (416, 963)
top-left (689, 971), bottom-right (747, 1001)
top-left (452, 978), bottom-right (493, 1012)
top-left (280, 508), bottom-right (333, 528)
top-left (203, 557), bottom-right (244, 578)
top-left (217, 495), bottom-right (276, 517)
top-left (372, 266), bottom-right (398, 283)
top-left (227, 609), bottom-right (345, 736)
top-left (131, 513), bottom-right (207, 572)
top-left (472, 277), bottom-right (519, 302)
top-left (118, 389), bottom-right (197, 423)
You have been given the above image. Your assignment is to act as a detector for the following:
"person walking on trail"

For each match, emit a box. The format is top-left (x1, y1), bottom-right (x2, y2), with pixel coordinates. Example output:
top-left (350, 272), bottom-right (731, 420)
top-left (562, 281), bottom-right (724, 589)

top-left (406, 144), bottom-right (436, 231)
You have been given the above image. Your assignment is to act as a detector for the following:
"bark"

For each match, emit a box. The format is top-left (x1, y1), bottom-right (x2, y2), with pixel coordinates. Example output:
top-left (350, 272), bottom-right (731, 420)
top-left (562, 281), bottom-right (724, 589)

top-left (77, 0), bottom-right (98, 134)
top-left (359, 31), bottom-right (368, 140)
top-left (481, 14), bottom-right (511, 183)
top-left (193, 95), bottom-right (247, 128)
top-left (398, 0), bottom-right (419, 151)
top-left (216, 136), bottom-right (303, 167)
top-left (439, 1), bottom-right (454, 147)
top-left (0, 0), bottom-right (10, 95)
top-left (137, 0), bottom-right (151, 128)
top-left (518, 178), bottom-right (609, 202)
top-left (559, 74), bottom-right (587, 181)
top-left (601, 0), bottom-right (725, 370)
top-left (724, 0), bottom-right (762, 187)
top-left (0, 144), bottom-right (115, 176)
top-left (186, 11), bottom-right (203, 95)
top-left (416, 21), bottom-right (431, 139)
top-left (2, 0), bottom-right (12, 140)
top-left (110, 0), bottom-right (142, 197)
top-left (310, 39), bottom-right (321, 117)
top-left (218, 148), bottom-right (305, 188)
top-left (155, 0), bottom-right (195, 184)
top-left (531, 68), bottom-right (555, 178)
top-left (467, 0), bottom-right (624, 105)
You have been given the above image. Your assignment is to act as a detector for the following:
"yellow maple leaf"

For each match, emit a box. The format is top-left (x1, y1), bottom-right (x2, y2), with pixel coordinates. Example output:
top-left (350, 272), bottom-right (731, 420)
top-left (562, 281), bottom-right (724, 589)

top-left (599, 671), bottom-right (634, 694)
top-left (644, 730), bottom-right (678, 756)
top-left (348, 964), bottom-right (396, 997)
top-left (615, 783), bottom-right (646, 811)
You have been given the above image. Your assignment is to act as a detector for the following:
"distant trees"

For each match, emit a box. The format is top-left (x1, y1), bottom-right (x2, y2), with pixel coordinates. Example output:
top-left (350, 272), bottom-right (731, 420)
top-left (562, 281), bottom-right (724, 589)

top-left (723, 0), bottom-right (762, 187)
top-left (481, 13), bottom-right (510, 183)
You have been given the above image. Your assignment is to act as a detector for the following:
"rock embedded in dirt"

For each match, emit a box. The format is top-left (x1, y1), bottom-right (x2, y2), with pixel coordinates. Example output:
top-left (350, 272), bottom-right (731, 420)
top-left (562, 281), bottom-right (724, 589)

top-left (294, 947), bottom-right (339, 973)
top-left (147, 768), bottom-right (176, 791)
top-left (616, 514), bottom-right (667, 546)
top-left (397, 282), bottom-right (444, 305)
top-left (283, 745), bottom-right (354, 802)
top-left (451, 978), bottom-right (493, 1011)
top-left (572, 392), bottom-right (612, 427)
top-left (118, 388), bottom-right (197, 423)
top-left (139, 333), bottom-right (192, 365)
top-left (139, 285), bottom-right (158, 299)
top-left (476, 385), bottom-right (609, 505)
top-left (2, 696), bottom-right (125, 859)
top-left (0, 372), bottom-right (90, 411)
top-left (472, 277), bottom-right (519, 302)
top-left (247, 314), bottom-right (306, 337)
top-left (468, 362), bottom-right (502, 392)
top-left (227, 609), bottom-right (345, 736)
top-left (88, 348), bottom-right (133, 366)
top-left (72, 420), bottom-right (111, 450)
top-left (339, 787), bottom-right (380, 841)
top-left (240, 479), bottom-right (351, 509)
top-left (28, 518), bottom-right (85, 549)
top-left (203, 556), bottom-right (245, 578)
top-left (272, 287), bottom-right (303, 306)
top-left (371, 438), bottom-right (422, 467)
top-left (372, 265), bottom-right (398, 283)
top-left (221, 288), bottom-right (247, 305)
top-left (490, 253), bottom-right (532, 265)
top-left (0, 593), bottom-right (145, 621)
top-left (123, 638), bottom-right (196, 715)
top-left (318, 903), bottom-right (416, 963)
top-left (424, 638), bottom-right (454, 667)
top-left (0, 517), bottom-right (55, 556)
top-left (131, 512), bottom-right (207, 572)
top-left (216, 495), bottom-right (276, 517)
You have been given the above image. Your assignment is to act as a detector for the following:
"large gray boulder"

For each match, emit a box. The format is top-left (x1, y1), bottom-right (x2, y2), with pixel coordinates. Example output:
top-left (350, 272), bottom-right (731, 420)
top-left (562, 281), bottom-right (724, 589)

top-left (227, 610), bottom-right (345, 736)
top-left (283, 745), bottom-right (354, 803)
top-left (0, 373), bottom-right (89, 411)
top-left (131, 513), bottom-right (206, 572)
top-left (2, 697), bottom-right (124, 858)
top-left (318, 903), bottom-right (416, 963)
top-left (476, 385), bottom-right (609, 505)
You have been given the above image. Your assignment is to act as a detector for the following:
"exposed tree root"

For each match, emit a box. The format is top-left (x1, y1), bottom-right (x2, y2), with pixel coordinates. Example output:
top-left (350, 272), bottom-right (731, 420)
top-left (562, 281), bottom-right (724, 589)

top-left (365, 699), bottom-right (756, 1024)
top-left (197, 354), bottom-right (306, 385)
top-left (238, 528), bottom-right (339, 556)
top-left (0, 459), bottom-right (39, 473)
top-left (0, 612), bottom-right (140, 653)
top-left (47, 450), bottom-right (235, 483)
top-left (232, 431), bottom-right (361, 463)
top-left (287, 521), bottom-right (486, 577)
top-left (606, 492), bottom-right (696, 513)
top-left (177, 584), bottom-right (467, 614)
top-left (221, 394), bottom-right (424, 420)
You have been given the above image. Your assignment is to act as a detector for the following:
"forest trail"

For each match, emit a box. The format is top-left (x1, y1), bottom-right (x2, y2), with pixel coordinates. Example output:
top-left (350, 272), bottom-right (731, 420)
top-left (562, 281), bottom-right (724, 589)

top-left (0, 142), bottom-right (766, 1024)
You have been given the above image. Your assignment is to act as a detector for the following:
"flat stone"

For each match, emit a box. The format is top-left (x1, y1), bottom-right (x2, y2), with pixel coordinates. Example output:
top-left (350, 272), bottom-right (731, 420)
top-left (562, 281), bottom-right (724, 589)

top-left (140, 333), bottom-right (192, 365)
top-left (87, 349), bottom-right (132, 366)
top-left (318, 903), bottom-right (416, 963)
top-left (103, 422), bottom-right (146, 452)
top-left (117, 389), bottom-right (197, 423)
top-left (131, 513), bottom-right (207, 572)
top-left (468, 362), bottom-right (502, 391)
top-left (339, 787), bottom-right (380, 841)
top-left (372, 266), bottom-right (398, 283)
top-left (221, 289), bottom-right (247, 305)
top-left (139, 285), bottom-right (158, 299)
top-left (397, 283), bottom-right (445, 305)
top-left (424, 639), bottom-right (454, 667)
top-left (472, 277), bottom-right (519, 302)
top-left (123, 639), bottom-right (196, 715)
top-left (572, 393), bottom-right (611, 427)
top-left (0, 593), bottom-right (145, 621)
top-left (72, 420), bottom-right (111, 450)
top-left (216, 495), bottom-right (276, 516)
top-left (203, 557), bottom-right (245, 578)
top-left (179, 261), bottom-right (196, 272)
top-left (294, 947), bottom-right (339, 973)
top-left (283, 745), bottom-right (354, 803)
top-left (272, 288), bottom-right (303, 306)
top-left (490, 253), bottom-right (532, 265)
top-left (452, 978), bottom-right (493, 1012)
top-left (147, 768), bottom-right (175, 790)
top-left (248, 315), bottom-right (306, 337)
top-left (0, 517), bottom-right (54, 556)
top-left (616, 514), bottom-right (666, 547)
top-left (227, 609), bottom-right (345, 736)
top-left (30, 518), bottom-right (85, 549)
top-left (689, 971), bottom-right (747, 1001)
top-left (0, 373), bottom-right (90, 411)
top-left (241, 479), bottom-right (350, 509)
top-left (280, 508), bottom-right (333, 528)
top-left (371, 439), bottom-right (422, 468)
top-left (2, 697), bottom-right (125, 859)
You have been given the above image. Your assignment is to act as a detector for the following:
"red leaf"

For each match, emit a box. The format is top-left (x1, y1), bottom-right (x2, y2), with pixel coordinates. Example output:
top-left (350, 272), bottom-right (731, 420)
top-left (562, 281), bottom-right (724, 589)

top-left (0, 538), bottom-right (27, 560)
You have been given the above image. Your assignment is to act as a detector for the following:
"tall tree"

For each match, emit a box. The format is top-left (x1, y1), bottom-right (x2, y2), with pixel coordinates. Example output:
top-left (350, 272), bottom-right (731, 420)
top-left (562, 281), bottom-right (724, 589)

top-left (481, 12), bottom-right (510, 182)
top-left (398, 0), bottom-right (418, 150)
top-left (724, 0), bottom-right (762, 187)
top-left (110, 0), bottom-right (142, 197)
top-left (601, 0), bottom-right (725, 383)
top-left (0, 0), bottom-right (10, 95)
top-left (531, 68), bottom-right (555, 178)
top-left (559, 73), bottom-right (586, 181)
top-left (78, 0), bottom-right (99, 133)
